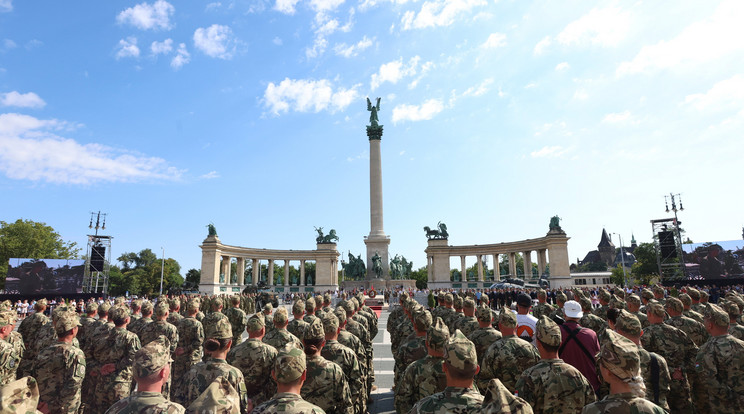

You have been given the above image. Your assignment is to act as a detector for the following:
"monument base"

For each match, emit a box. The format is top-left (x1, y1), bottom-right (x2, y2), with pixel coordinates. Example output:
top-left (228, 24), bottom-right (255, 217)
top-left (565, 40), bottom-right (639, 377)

top-left (340, 279), bottom-right (417, 291)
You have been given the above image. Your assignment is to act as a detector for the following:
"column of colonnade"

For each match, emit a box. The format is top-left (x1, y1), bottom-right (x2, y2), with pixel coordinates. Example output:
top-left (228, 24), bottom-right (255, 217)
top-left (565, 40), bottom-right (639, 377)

top-left (432, 250), bottom-right (549, 284)
top-left (213, 255), bottom-right (319, 289)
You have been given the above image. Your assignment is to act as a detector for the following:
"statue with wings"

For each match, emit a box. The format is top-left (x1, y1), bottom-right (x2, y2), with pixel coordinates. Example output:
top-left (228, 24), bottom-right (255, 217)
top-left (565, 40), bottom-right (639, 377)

top-left (367, 97), bottom-right (381, 127)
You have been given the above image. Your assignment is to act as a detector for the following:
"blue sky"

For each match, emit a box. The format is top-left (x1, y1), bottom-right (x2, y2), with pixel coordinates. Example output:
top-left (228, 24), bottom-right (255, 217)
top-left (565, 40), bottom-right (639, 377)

top-left (1, 0), bottom-right (743, 275)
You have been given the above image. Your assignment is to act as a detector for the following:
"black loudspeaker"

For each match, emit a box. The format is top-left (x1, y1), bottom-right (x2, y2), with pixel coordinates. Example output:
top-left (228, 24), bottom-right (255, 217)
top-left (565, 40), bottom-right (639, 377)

top-left (90, 246), bottom-right (106, 272)
top-left (658, 231), bottom-right (677, 258)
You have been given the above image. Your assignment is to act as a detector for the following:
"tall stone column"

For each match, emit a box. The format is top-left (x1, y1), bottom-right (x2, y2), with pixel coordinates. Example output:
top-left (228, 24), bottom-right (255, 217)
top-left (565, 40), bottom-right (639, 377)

top-left (221, 256), bottom-right (230, 284)
top-left (508, 252), bottom-right (516, 277)
top-left (523, 251), bottom-right (532, 279)
top-left (460, 256), bottom-right (467, 282)
top-left (268, 259), bottom-right (274, 286)
top-left (477, 255), bottom-right (483, 281)
top-left (300, 260), bottom-right (306, 286)
top-left (252, 259), bottom-right (259, 286)
top-left (364, 101), bottom-right (391, 279)
top-left (537, 249), bottom-right (547, 277)
top-left (236, 257), bottom-right (245, 286)
top-left (284, 261), bottom-right (290, 287)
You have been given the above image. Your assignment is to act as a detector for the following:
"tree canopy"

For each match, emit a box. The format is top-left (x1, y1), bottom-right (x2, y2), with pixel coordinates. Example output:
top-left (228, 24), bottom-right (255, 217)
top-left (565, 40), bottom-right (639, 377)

top-left (0, 219), bottom-right (80, 288)
top-left (108, 249), bottom-right (183, 296)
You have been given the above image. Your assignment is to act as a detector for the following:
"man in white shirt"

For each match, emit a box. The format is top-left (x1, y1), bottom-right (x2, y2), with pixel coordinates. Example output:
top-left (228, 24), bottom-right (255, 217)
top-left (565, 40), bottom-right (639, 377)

top-left (515, 293), bottom-right (538, 345)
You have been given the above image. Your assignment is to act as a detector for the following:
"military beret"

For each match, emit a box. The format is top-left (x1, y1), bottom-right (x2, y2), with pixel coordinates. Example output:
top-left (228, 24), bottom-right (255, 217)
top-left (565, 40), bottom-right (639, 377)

top-left (246, 314), bottom-right (265, 332)
top-left (536, 316), bottom-right (562, 347)
top-left (154, 301), bottom-right (169, 318)
top-left (54, 312), bottom-right (81, 336)
top-left (498, 307), bottom-right (517, 328)
top-left (274, 345), bottom-right (306, 383)
top-left (134, 336), bottom-right (172, 379)
top-left (304, 318), bottom-right (325, 341)
top-left (274, 307), bottom-right (288, 325)
top-left (427, 317), bottom-right (450, 352)
top-left (292, 300), bottom-right (305, 314)
top-left (413, 308), bottom-right (433, 331)
top-left (205, 317), bottom-right (233, 339)
top-left (665, 297), bottom-right (683, 314)
top-left (704, 303), bottom-right (729, 328)
top-left (599, 330), bottom-right (640, 382)
top-left (475, 304), bottom-right (493, 322)
top-left (85, 301), bottom-right (99, 313)
top-left (321, 312), bottom-right (339, 334)
top-left (444, 330), bottom-right (477, 370)
top-left (615, 310), bottom-right (642, 337)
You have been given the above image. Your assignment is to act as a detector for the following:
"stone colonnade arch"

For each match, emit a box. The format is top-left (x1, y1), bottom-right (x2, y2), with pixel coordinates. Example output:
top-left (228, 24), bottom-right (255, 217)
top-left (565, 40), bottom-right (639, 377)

top-left (199, 235), bottom-right (340, 294)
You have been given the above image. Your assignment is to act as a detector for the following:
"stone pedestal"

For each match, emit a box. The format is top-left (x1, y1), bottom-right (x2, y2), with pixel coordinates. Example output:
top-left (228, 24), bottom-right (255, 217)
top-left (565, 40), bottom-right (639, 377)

top-left (364, 236), bottom-right (390, 279)
top-left (425, 238), bottom-right (451, 285)
top-left (199, 235), bottom-right (222, 295)
top-left (315, 243), bottom-right (338, 287)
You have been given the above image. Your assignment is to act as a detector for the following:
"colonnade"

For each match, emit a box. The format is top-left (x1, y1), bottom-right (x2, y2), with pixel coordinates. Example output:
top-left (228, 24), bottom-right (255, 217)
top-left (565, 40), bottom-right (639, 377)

top-left (436, 249), bottom-right (549, 283)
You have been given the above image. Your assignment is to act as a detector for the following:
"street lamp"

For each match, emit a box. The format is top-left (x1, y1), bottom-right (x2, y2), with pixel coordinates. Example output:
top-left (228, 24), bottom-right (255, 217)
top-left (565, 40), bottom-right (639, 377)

top-left (612, 233), bottom-right (628, 288)
top-left (159, 247), bottom-right (165, 295)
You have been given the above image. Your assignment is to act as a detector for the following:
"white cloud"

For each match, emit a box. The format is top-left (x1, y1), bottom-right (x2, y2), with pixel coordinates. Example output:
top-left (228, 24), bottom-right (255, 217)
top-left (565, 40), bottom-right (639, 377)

top-left (273, 37), bottom-right (283, 46)
top-left (275, 0), bottom-right (301, 14)
top-left (310, 0), bottom-right (345, 13)
top-left (200, 171), bottom-right (220, 179)
top-left (151, 38), bottom-right (173, 55)
top-left (555, 62), bottom-right (570, 71)
top-left (482, 32), bottom-right (506, 49)
top-left (193, 24), bottom-right (235, 59)
top-left (1, 91), bottom-right (46, 108)
top-left (684, 74), bottom-right (744, 111)
top-left (524, 82), bottom-right (537, 89)
top-left (533, 36), bottom-right (551, 55)
top-left (205, 2), bottom-right (222, 11)
top-left (573, 88), bottom-right (588, 100)
top-left (334, 36), bottom-right (373, 57)
top-left (618, 1), bottom-right (744, 75)
top-left (170, 43), bottom-right (190, 69)
top-left (117, 0), bottom-right (175, 31)
top-left (534, 121), bottom-right (570, 137)
top-left (530, 145), bottom-right (567, 158)
top-left (401, 0), bottom-right (487, 30)
top-left (263, 78), bottom-right (359, 115)
top-left (370, 56), bottom-right (420, 91)
top-left (0, 113), bottom-right (183, 184)
top-left (392, 99), bottom-right (443, 123)
top-left (602, 110), bottom-right (633, 124)
top-left (535, 6), bottom-right (630, 55)
top-left (462, 78), bottom-right (493, 97)
top-left (0, 0), bottom-right (11, 12)
top-left (2, 38), bottom-right (16, 50)
top-left (116, 37), bottom-right (140, 59)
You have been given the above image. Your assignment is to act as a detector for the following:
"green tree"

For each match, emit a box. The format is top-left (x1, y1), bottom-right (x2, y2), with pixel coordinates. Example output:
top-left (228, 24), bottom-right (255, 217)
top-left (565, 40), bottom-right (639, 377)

top-left (0, 219), bottom-right (81, 287)
top-left (410, 266), bottom-right (428, 289)
top-left (185, 268), bottom-right (201, 286)
top-left (499, 254), bottom-right (525, 276)
top-left (116, 249), bottom-right (183, 296)
top-left (631, 242), bottom-right (659, 285)
top-left (610, 265), bottom-right (628, 287)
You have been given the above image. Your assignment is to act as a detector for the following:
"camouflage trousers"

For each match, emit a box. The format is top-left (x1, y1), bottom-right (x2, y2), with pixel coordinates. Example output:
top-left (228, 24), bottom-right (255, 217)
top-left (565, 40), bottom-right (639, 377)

top-left (170, 358), bottom-right (198, 405)
top-left (689, 370), bottom-right (711, 414)
top-left (668, 375), bottom-right (694, 414)
top-left (94, 379), bottom-right (132, 413)
top-left (80, 364), bottom-right (99, 413)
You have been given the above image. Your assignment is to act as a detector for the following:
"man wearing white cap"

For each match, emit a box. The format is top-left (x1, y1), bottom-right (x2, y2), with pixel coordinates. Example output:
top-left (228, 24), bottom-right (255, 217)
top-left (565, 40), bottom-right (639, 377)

top-left (558, 300), bottom-right (601, 392)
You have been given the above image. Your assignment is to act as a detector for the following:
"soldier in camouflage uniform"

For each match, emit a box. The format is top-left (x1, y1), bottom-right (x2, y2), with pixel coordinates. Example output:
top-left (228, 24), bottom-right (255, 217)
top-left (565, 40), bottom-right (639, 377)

top-left (722, 301), bottom-right (744, 340)
top-left (454, 298), bottom-right (479, 338)
top-left (303, 298), bottom-right (319, 325)
top-left (354, 296), bottom-right (378, 341)
top-left (0, 311), bottom-right (18, 386)
top-left (167, 298), bottom-right (184, 327)
top-left (468, 303), bottom-right (502, 364)
top-left (625, 294), bottom-right (649, 329)
top-left (300, 318), bottom-right (352, 414)
top-left (339, 300), bottom-right (373, 397)
top-left (82, 301), bottom-right (112, 411)
top-left (288, 300), bottom-right (309, 340)
top-left (679, 293), bottom-right (704, 323)
top-left (171, 298), bottom-right (204, 405)
top-left (264, 308), bottom-right (303, 350)
top-left (77, 301), bottom-right (98, 351)
top-left (548, 292), bottom-right (567, 321)
top-left (139, 301), bottom-right (179, 399)
top-left (104, 336), bottom-right (185, 413)
top-left (579, 297), bottom-right (607, 336)
top-left (334, 307), bottom-right (368, 399)
top-left (480, 378), bottom-right (533, 414)
top-left (263, 304), bottom-right (276, 336)
top-left (593, 288), bottom-right (611, 321)
top-left (395, 317), bottom-right (449, 414)
top-left (532, 290), bottom-right (554, 320)
top-left (394, 306), bottom-right (430, 389)
top-left (129, 299), bottom-right (142, 323)
top-left (227, 313), bottom-right (278, 407)
top-left (391, 299), bottom-right (414, 355)
top-left (478, 307), bottom-right (540, 393)
top-left (35, 311), bottom-right (85, 414)
top-left (128, 300), bottom-right (153, 339)
top-left (17, 298), bottom-right (48, 378)
top-left (582, 329), bottom-right (665, 414)
top-left (409, 329), bottom-right (484, 413)
top-left (94, 306), bottom-right (142, 412)
top-left (225, 296), bottom-right (248, 346)
top-left (252, 345), bottom-right (325, 413)
top-left (613, 310), bottom-right (670, 411)
top-left (641, 302), bottom-right (697, 414)
top-left (184, 317), bottom-right (249, 412)
top-left (321, 312), bottom-right (365, 414)
top-left (694, 303), bottom-right (744, 413)
top-left (516, 316), bottom-right (596, 413)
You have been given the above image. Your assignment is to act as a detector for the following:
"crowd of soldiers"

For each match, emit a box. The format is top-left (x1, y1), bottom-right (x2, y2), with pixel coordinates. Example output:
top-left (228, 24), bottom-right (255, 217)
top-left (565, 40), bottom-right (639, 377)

top-left (387, 285), bottom-right (744, 413)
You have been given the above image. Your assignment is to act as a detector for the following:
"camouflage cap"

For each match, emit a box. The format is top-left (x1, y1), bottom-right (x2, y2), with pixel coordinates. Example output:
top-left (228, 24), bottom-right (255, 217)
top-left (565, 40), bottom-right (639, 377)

top-left (274, 345), bottom-right (306, 383)
top-left (0, 376), bottom-right (41, 414)
top-left (652, 285), bottom-right (664, 295)
top-left (141, 300), bottom-right (154, 313)
top-left (186, 298), bottom-right (200, 313)
top-left (399, 291), bottom-right (409, 300)
top-left (646, 302), bottom-right (665, 318)
top-left (52, 304), bottom-right (70, 320)
top-left (109, 306), bottom-right (131, 324)
top-left (727, 295), bottom-right (744, 310)
top-left (185, 376), bottom-right (240, 414)
top-left (168, 298), bottom-right (179, 310)
top-left (444, 329), bottom-right (477, 370)
top-left (598, 288), bottom-right (611, 302)
top-left (665, 297), bottom-right (683, 314)
top-left (610, 295), bottom-right (626, 310)
top-left (598, 330), bottom-right (640, 382)
top-left (334, 307), bottom-right (347, 323)
top-left (482, 379), bottom-right (532, 414)
top-left (700, 290), bottom-right (709, 300)
top-left (615, 310), bottom-right (642, 337)
top-left (274, 307), bottom-right (288, 325)
top-left (323, 293), bottom-right (332, 304)
top-left (246, 313), bottom-right (264, 332)
top-left (305, 297), bottom-right (316, 311)
top-left (339, 299), bottom-right (354, 314)
top-left (205, 317), bottom-right (233, 339)
top-left (154, 301), bottom-right (169, 318)
top-left (426, 317), bottom-right (450, 352)
top-left (304, 317), bottom-right (325, 341)
top-left (0, 311), bottom-right (16, 328)
top-left (263, 303), bottom-right (273, 312)
top-left (54, 312), bottom-right (81, 336)
top-left (413, 308), bottom-right (433, 331)
top-left (498, 307), bottom-right (517, 328)
top-left (134, 336), bottom-right (172, 379)
top-left (722, 301), bottom-right (740, 318)
top-left (579, 297), bottom-right (593, 312)
top-left (321, 312), bottom-right (339, 334)
top-left (453, 295), bottom-right (463, 309)
top-left (36, 298), bottom-right (48, 307)
top-left (678, 293), bottom-right (692, 307)
top-left (85, 301), bottom-right (98, 313)
top-left (626, 294), bottom-right (641, 306)
top-left (687, 288), bottom-right (701, 300)
top-left (131, 298), bottom-right (143, 309)
top-left (704, 303), bottom-right (729, 328)
top-left (475, 304), bottom-right (493, 322)
top-left (537, 289), bottom-right (547, 298)
top-left (556, 292), bottom-right (567, 303)
top-left (292, 300), bottom-right (305, 314)
top-left (443, 292), bottom-right (453, 304)
top-left (536, 316), bottom-right (562, 347)
top-left (114, 296), bottom-right (126, 305)
top-left (641, 289), bottom-right (654, 300)
top-left (229, 296), bottom-right (240, 305)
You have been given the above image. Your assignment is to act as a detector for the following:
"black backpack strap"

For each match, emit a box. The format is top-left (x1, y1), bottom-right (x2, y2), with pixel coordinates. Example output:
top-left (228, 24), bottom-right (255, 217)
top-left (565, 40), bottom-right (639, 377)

top-left (559, 325), bottom-right (595, 363)
top-left (650, 353), bottom-right (660, 404)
